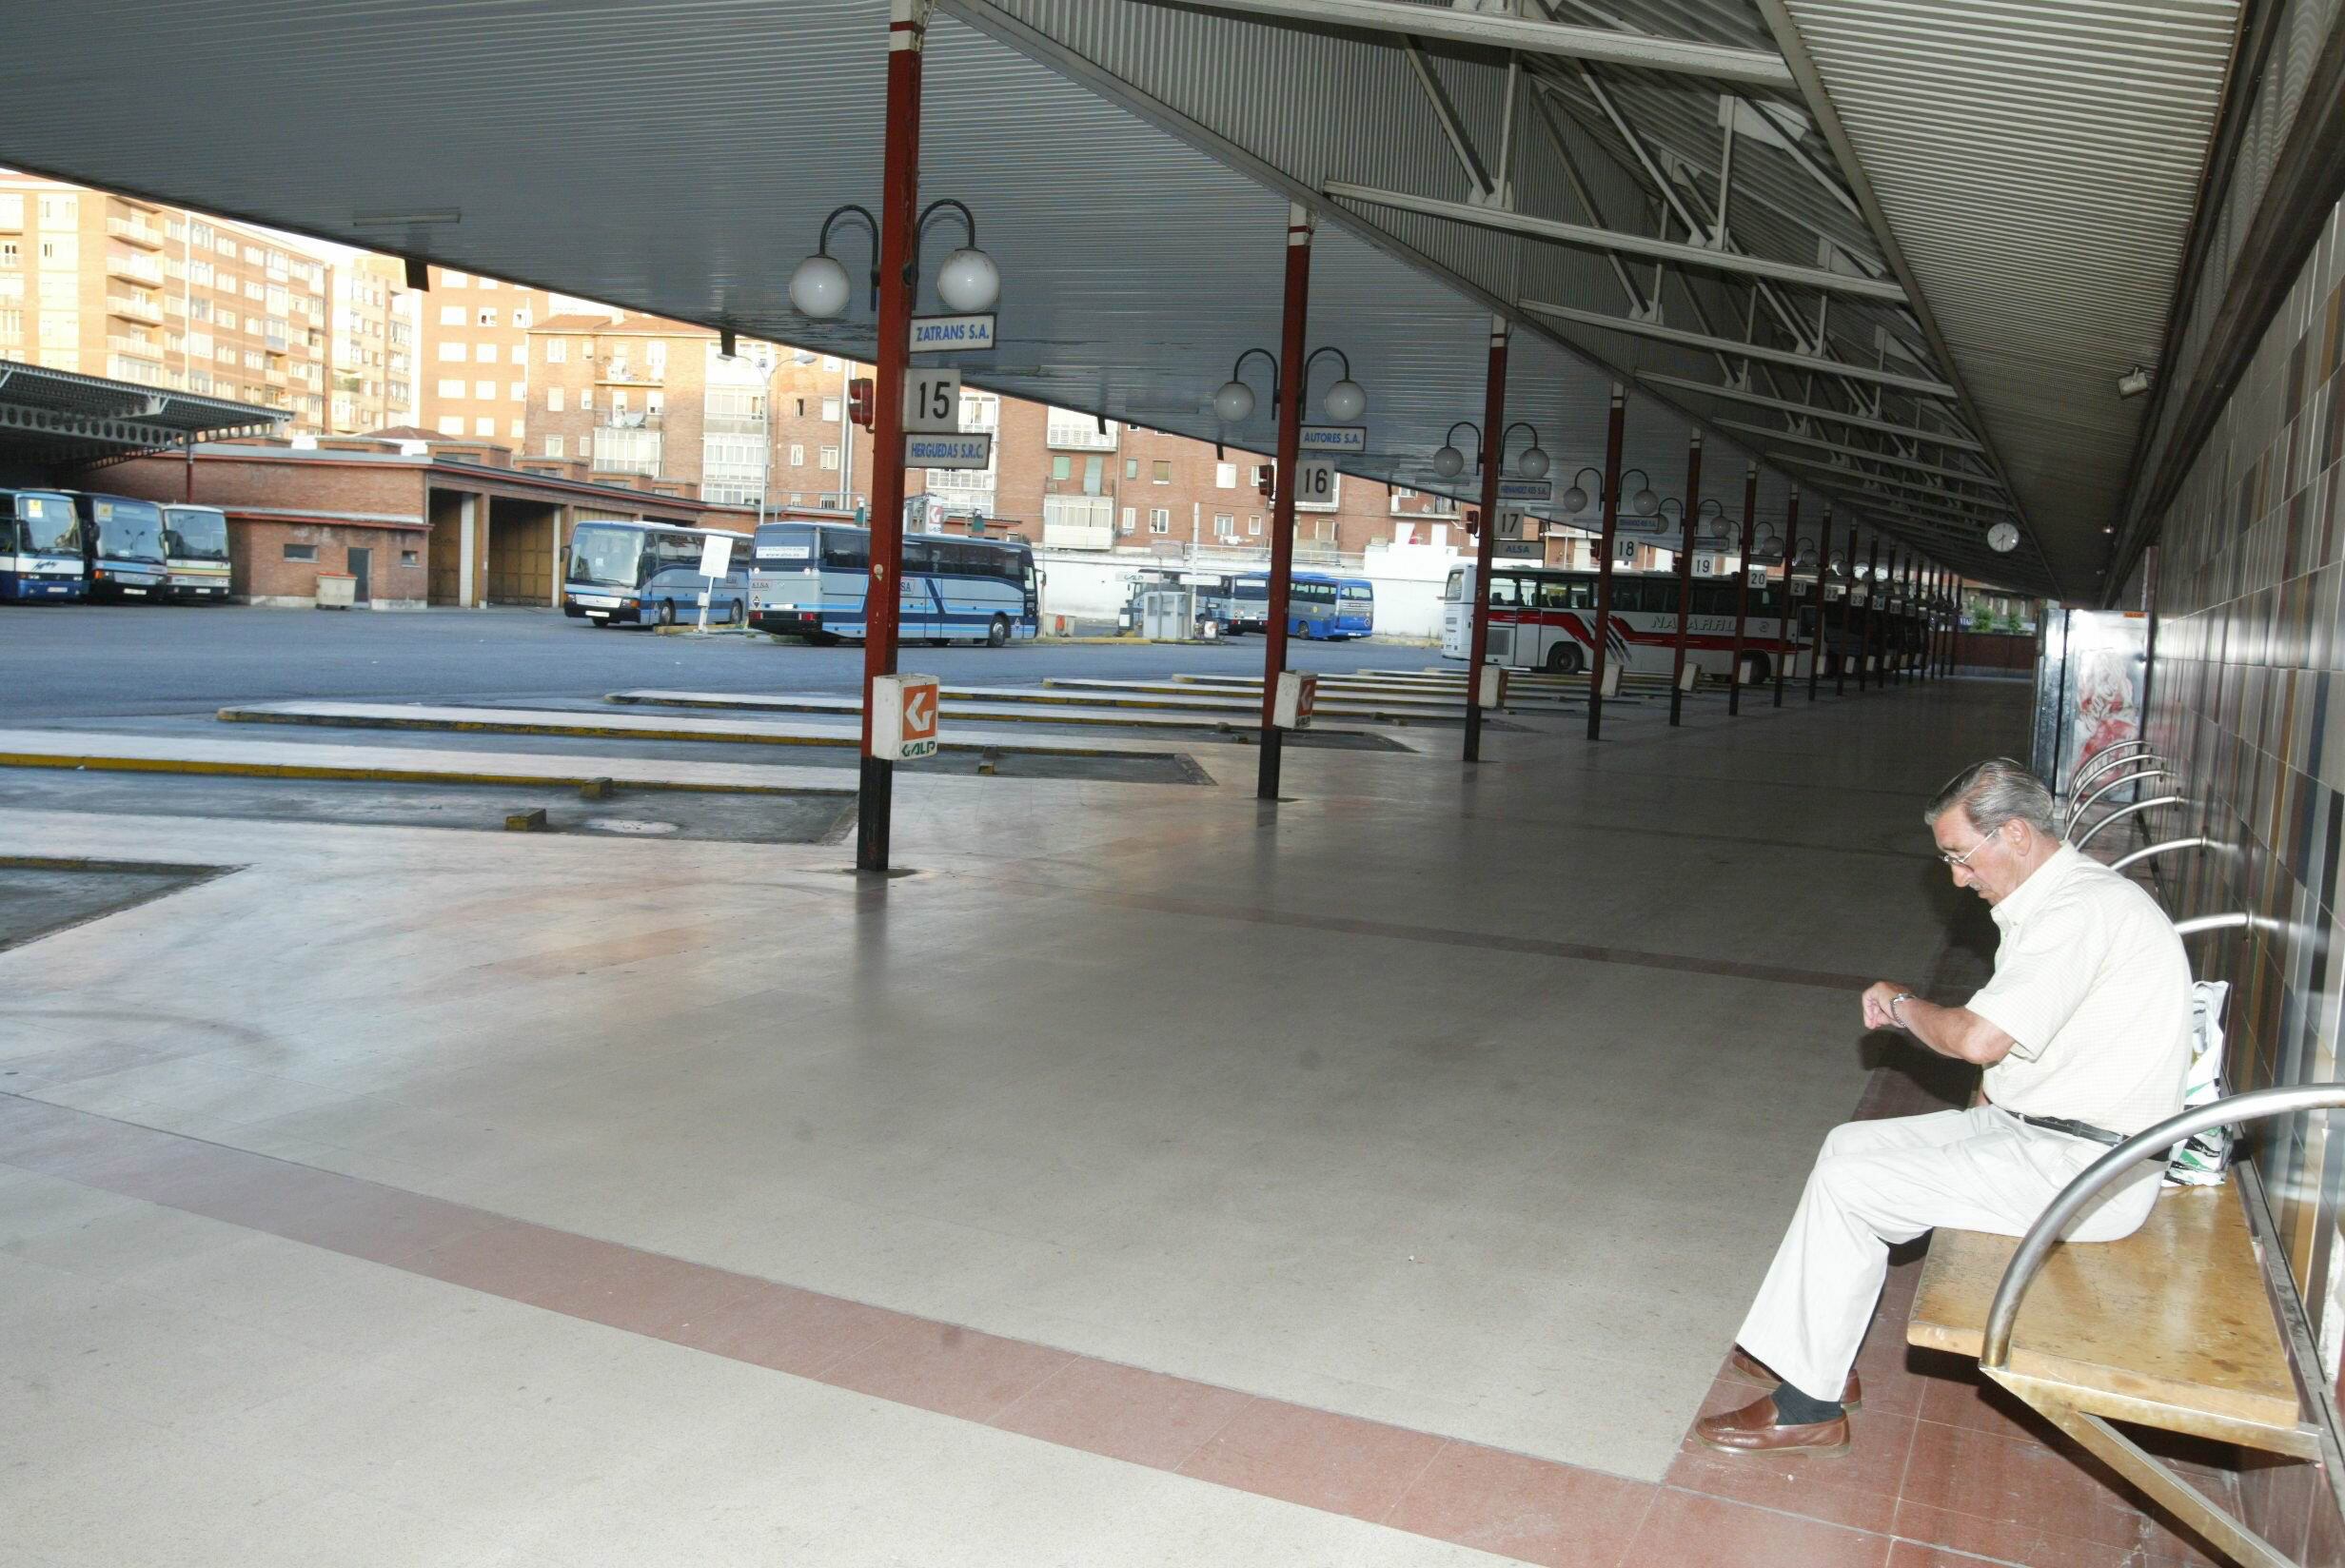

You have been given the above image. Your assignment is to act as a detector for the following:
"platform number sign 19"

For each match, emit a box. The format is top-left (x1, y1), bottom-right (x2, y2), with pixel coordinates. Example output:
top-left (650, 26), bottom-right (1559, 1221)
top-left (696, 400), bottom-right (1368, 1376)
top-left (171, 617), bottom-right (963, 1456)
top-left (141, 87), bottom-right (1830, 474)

top-left (902, 368), bottom-right (962, 434)
top-left (1293, 458), bottom-right (1338, 506)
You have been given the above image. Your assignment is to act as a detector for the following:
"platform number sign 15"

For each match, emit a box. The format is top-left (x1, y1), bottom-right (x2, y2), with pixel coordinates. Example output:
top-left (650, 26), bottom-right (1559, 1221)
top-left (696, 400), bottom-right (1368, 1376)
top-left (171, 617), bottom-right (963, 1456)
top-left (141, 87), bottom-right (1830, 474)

top-left (1293, 458), bottom-right (1338, 506)
top-left (902, 368), bottom-right (962, 434)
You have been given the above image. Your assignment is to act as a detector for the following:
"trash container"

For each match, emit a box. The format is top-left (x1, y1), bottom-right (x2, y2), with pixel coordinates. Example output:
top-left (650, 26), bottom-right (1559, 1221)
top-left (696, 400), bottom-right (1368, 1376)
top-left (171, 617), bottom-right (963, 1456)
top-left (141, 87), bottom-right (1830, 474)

top-left (315, 572), bottom-right (357, 610)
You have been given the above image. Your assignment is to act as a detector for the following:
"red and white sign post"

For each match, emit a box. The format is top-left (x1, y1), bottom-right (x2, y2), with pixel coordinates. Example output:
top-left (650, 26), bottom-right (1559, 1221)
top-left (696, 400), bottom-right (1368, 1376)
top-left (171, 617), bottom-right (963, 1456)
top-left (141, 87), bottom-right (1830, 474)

top-left (871, 674), bottom-right (941, 761)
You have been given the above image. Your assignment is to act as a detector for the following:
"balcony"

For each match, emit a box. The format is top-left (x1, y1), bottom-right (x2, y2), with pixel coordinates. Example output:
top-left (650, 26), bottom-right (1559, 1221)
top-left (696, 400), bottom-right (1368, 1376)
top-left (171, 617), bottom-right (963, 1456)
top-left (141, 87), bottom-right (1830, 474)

top-left (596, 361), bottom-right (665, 386)
top-left (1044, 408), bottom-right (1117, 450)
top-left (106, 335), bottom-right (162, 360)
top-left (105, 249), bottom-right (164, 286)
top-left (108, 217), bottom-right (165, 249)
top-left (106, 294), bottom-right (165, 325)
top-left (600, 411), bottom-right (664, 432)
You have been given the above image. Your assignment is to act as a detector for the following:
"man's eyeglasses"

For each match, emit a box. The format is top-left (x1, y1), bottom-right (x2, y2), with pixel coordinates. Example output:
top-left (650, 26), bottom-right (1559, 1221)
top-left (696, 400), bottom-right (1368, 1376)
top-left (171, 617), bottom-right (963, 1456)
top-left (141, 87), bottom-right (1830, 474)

top-left (1939, 834), bottom-right (1994, 870)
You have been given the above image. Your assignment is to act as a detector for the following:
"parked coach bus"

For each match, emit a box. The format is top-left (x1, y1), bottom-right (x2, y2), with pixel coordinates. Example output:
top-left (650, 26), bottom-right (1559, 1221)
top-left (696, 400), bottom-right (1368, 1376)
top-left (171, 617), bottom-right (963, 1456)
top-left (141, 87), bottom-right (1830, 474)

top-left (1442, 563), bottom-right (1810, 681)
top-left (748, 519), bottom-right (1037, 646)
top-left (161, 504), bottom-right (232, 602)
top-left (73, 493), bottom-right (169, 602)
top-left (1225, 571), bottom-right (1374, 638)
top-left (1, 488), bottom-right (86, 602)
top-left (562, 519), bottom-right (753, 627)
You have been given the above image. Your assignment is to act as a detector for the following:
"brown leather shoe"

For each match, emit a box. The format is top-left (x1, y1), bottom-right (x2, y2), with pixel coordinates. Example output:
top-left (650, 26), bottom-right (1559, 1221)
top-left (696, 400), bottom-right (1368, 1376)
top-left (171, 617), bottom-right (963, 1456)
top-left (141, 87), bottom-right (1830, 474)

top-left (1694, 1392), bottom-right (1851, 1458)
top-left (1727, 1347), bottom-right (1862, 1410)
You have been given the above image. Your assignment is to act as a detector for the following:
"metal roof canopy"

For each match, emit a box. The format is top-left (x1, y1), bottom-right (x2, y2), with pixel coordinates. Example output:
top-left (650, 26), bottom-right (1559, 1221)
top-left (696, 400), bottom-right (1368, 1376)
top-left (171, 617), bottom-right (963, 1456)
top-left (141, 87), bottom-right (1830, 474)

top-left (0, 0), bottom-right (2243, 593)
top-left (0, 361), bottom-right (284, 475)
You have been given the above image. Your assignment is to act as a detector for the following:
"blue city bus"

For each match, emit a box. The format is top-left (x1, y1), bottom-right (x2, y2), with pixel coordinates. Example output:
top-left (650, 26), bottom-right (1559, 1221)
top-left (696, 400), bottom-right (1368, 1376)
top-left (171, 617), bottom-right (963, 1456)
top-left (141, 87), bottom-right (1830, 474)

top-left (73, 493), bottom-right (168, 602)
top-left (161, 503), bottom-right (233, 602)
top-left (748, 520), bottom-right (1038, 646)
top-left (1286, 572), bottom-right (1373, 639)
top-left (562, 519), bottom-right (753, 627)
top-left (0, 489), bottom-right (87, 603)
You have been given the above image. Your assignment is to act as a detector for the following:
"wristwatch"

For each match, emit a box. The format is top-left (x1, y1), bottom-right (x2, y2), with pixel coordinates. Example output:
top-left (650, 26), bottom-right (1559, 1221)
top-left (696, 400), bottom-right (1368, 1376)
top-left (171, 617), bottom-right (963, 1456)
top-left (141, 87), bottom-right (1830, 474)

top-left (1889, 992), bottom-right (1917, 1029)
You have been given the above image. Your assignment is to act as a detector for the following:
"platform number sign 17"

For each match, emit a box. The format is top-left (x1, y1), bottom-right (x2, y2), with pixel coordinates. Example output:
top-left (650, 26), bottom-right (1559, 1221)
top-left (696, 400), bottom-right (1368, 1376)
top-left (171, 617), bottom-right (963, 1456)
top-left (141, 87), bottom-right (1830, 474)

top-left (1293, 458), bottom-right (1338, 506)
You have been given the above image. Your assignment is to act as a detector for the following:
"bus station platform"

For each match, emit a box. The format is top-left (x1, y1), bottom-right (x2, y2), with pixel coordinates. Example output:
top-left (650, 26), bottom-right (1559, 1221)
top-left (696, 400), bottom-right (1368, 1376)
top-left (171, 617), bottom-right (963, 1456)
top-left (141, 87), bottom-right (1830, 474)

top-left (0, 674), bottom-right (2233, 1568)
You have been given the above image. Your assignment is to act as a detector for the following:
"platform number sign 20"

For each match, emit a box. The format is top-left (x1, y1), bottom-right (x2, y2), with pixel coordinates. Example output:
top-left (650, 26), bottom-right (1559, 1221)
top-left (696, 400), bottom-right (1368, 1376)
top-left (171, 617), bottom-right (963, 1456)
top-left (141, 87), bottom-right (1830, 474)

top-left (1293, 458), bottom-right (1338, 506)
top-left (902, 368), bottom-right (962, 434)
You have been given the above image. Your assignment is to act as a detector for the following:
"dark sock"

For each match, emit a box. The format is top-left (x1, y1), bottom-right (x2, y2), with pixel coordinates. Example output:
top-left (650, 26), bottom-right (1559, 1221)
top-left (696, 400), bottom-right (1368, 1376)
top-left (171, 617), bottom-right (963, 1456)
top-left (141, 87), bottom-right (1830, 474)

top-left (1770, 1382), bottom-right (1845, 1425)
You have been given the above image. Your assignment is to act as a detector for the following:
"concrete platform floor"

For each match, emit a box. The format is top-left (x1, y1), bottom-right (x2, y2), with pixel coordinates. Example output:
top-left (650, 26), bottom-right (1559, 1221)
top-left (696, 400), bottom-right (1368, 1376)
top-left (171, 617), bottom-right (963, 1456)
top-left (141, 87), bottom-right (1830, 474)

top-left (0, 676), bottom-right (2220, 1566)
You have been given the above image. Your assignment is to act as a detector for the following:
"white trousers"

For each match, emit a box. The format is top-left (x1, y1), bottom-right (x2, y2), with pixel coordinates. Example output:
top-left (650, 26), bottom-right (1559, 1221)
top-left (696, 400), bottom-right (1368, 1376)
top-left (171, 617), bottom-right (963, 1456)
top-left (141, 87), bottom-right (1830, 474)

top-left (1736, 1106), bottom-right (2164, 1402)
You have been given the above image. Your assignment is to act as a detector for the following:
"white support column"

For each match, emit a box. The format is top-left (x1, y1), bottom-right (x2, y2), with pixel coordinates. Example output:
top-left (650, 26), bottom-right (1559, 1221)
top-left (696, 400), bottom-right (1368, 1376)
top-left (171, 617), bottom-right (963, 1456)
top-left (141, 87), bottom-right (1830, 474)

top-left (458, 494), bottom-right (477, 608)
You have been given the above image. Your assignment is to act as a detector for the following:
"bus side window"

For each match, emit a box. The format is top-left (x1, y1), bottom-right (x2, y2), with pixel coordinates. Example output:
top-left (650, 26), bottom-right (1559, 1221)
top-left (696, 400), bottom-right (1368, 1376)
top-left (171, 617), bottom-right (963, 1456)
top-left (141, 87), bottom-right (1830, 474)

top-left (1487, 576), bottom-right (1519, 607)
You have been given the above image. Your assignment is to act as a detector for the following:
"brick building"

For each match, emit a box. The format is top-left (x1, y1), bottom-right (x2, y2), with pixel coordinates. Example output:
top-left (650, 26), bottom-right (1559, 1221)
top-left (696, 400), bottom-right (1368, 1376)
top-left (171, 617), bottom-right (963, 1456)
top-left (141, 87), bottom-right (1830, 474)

top-left (328, 255), bottom-right (414, 435)
top-left (0, 172), bottom-right (332, 430)
top-left (105, 432), bottom-right (756, 610)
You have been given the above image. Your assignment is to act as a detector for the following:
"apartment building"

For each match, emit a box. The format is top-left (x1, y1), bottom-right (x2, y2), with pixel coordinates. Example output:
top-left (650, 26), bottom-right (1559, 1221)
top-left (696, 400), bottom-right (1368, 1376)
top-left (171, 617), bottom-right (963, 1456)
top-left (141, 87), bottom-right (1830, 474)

top-left (0, 173), bottom-right (331, 430)
top-left (329, 254), bottom-right (414, 435)
top-left (416, 265), bottom-right (552, 445)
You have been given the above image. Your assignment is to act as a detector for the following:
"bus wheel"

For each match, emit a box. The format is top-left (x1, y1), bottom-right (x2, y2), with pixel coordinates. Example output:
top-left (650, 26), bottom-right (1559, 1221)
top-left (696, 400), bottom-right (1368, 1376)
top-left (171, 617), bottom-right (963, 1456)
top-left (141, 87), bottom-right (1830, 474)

top-left (1746, 654), bottom-right (1771, 683)
top-left (729, 599), bottom-right (746, 627)
top-left (656, 599), bottom-right (676, 627)
top-left (987, 615), bottom-right (1010, 648)
top-left (1546, 642), bottom-right (1584, 675)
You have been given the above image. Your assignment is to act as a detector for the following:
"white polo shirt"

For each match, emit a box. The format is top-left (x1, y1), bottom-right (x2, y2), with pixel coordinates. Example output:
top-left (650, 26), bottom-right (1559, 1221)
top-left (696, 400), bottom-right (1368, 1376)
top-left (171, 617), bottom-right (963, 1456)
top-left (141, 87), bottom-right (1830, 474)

top-left (1967, 843), bottom-right (2193, 1136)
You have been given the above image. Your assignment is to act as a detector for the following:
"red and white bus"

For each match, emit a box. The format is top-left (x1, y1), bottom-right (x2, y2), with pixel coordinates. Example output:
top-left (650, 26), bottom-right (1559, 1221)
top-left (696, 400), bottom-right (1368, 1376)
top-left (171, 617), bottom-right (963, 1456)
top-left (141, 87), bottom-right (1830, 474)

top-left (1440, 563), bottom-right (1814, 681)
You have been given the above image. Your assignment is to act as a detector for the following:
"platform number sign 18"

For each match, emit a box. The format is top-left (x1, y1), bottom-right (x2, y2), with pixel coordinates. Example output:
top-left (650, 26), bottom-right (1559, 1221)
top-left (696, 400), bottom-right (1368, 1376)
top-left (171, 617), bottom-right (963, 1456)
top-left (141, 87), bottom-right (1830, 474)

top-left (1293, 458), bottom-right (1338, 506)
top-left (902, 368), bottom-right (962, 433)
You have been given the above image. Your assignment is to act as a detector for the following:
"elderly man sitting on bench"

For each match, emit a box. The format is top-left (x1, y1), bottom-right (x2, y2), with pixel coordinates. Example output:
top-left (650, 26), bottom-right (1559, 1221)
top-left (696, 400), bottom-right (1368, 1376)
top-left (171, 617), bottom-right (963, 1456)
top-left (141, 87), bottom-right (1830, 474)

top-left (1697, 756), bottom-right (2193, 1458)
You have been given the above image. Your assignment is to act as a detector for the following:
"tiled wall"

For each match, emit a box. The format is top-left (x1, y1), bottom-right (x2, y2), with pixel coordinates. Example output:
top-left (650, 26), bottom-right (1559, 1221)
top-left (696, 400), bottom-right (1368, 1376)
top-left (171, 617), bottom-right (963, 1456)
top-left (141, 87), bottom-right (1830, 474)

top-left (2145, 189), bottom-right (2345, 1552)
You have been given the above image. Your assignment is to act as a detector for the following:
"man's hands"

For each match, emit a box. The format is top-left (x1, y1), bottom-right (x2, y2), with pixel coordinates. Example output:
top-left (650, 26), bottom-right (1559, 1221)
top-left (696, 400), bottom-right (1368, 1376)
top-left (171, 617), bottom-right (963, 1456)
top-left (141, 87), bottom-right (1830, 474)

top-left (1862, 981), bottom-right (1914, 1031)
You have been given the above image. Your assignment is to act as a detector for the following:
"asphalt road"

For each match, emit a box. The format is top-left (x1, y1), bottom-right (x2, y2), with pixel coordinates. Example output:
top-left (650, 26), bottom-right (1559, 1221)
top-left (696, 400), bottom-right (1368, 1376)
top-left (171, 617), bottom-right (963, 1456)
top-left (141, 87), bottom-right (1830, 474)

top-left (0, 604), bottom-right (1430, 720)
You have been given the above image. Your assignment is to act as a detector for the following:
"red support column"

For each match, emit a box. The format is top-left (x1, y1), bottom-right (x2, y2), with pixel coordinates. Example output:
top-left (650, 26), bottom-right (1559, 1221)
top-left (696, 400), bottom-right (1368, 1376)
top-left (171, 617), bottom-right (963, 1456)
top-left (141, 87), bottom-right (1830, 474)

top-left (855, 0), bottom-right (926, 874)
top-left (1463, 315), bottom-right (1509, 762)
top-left (1857, 536), bottom-right (1880, 692)
top-left (1838, 520), bottom-right (1856, 696)
top-left (1256, 203), bottom-right (1313, 800)
top-left (1777, 487), bottom-right (1799, 708)
top-left (1586, 384), bottom-right (1626, 741)
top-left (1727, 461), bottom-right (1757, 717)
top-left (1667, 433), bottom-right (1703, 727)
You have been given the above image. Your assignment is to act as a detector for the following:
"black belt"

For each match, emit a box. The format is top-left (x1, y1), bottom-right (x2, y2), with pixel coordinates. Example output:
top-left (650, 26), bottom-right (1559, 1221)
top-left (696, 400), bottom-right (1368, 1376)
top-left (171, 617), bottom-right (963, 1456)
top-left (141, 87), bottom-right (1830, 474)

top-left (2015, 1111), bottom-right (2125, 1147)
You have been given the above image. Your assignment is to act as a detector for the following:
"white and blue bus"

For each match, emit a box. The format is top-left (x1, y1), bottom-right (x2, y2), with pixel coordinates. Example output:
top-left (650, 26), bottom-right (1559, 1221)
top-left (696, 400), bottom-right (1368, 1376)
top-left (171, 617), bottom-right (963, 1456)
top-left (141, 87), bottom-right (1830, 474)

top-left (1, 489), bottom-right (86, 603)
top-left (749, 520), bottom-right (1038, 647)
top-left (562, 519), bottom-right (754, 627)
top-left (161, 504), bottom-right (233, 602)
top-left (1223, 571), bottom-right (1372, 638)
top-left (73, 493), bottom-right (168, 602)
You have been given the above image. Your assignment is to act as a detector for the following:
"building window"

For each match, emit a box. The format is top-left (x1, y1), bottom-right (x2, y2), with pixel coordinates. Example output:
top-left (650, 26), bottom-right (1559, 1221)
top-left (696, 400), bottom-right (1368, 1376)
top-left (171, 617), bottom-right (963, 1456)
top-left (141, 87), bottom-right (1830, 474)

top-left (474, 380), bottom-right (496, 401)
top-left (36, 194), bottom-right (77, 225)
top-left (475, 343), bottom-right (498, 362)
top-left (1215, 462), bottom-right (1237, 489)
top-left (579, 387), bottom-right (592, 410)
top-left (0, 243), bottom-right (16, 269)
top-left (512, 307), bottom-right (531, 329)
top-left (545, 385), bottom-right (563, 412)
top-left (437, 415), bottom-right (464, 436)
top-left (510, 418), bottom-right (524, 439)
top-left (1149, 508), bottom-right (1171, 535)
top-left (1124, 458), bottom-right (1138, 480)
top-left (1051, 455), bottom-right (1072, 481)
top-left (545, 339), bottom-right (566, 363)
top-left (818, 444), bottom-right (840, 471)
top-left (544, 435), bottom-right (565, 458)
top-left (821, 398), bottom-right (841, 422)
top-left (1213, 513), bottom-right (1234, 539)
top-left (509, 382), bottom-right (525, 402)
top-left (283, 543), bottom-right (317, 562)
top-left (0, 195), bottom-right (20, 228)
top-left (474, 416), bottom-right (493, 437)
top-left (821, 355), bottom-right (842, 371)
top-left (1153, 461), bottom-right (1172, 483)
top-left (437, 341), bottom-right (463, 362)
top-left (401, 549), bottom-right (418, 566)
top-left (788, 443), bottom-right (804, 466)
top-left (436, 378), bottom-right (464, 399)
top-left (1120, 507), bottom-right (1136, 535)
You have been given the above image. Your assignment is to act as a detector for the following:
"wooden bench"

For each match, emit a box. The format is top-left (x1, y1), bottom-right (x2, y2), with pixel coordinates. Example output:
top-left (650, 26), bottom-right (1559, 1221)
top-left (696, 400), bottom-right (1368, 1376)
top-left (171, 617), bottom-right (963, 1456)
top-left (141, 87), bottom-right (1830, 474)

top-left (1909, 1182), bottom-right (2318, 1567)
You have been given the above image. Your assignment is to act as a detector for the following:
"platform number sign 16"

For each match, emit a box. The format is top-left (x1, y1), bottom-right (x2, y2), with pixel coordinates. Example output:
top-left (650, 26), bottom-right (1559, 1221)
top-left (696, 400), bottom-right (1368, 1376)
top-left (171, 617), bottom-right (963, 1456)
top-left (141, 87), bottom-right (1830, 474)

top-left (902, 368), bottom-right (962, 433)
top-left (1293, 458), bottom-right (1338, 506)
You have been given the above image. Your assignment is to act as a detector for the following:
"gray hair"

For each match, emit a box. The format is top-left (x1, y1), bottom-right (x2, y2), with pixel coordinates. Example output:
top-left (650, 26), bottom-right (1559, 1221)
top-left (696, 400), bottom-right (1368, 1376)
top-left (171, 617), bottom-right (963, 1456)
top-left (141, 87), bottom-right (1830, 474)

top-left (1924, 757), bottom-right (2059, 838)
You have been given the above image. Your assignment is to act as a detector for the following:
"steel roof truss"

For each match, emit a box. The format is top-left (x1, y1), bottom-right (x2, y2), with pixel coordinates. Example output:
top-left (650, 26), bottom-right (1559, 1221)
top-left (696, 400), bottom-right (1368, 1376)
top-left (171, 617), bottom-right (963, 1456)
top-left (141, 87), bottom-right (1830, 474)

top-left (1521, 301), bottom-right (1958, 397)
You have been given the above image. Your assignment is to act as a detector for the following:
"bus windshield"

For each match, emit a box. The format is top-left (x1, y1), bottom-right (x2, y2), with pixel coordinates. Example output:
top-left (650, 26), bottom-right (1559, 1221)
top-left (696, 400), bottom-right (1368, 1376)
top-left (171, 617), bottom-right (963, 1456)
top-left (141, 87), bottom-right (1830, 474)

top-left (569, 523), bottom-right (648, 587)
top-left (1443, 569), bottom-right (1465, 601)
top-left (1232, 580), bottom-right (1268, 604)
top-left (163, 507), bottom-right (229, 561)
top-left (91, 499), bottom-right (165, 563)
top-left (17, 494), bottom-right (79, 556)
top-left (753, 523), bottom-right (818, 563)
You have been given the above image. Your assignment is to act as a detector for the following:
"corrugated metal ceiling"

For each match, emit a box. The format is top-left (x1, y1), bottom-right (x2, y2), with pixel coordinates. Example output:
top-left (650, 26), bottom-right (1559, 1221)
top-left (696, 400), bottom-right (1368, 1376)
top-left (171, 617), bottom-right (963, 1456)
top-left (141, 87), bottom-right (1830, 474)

top-left (0, 0), bottom-right (2247, 594)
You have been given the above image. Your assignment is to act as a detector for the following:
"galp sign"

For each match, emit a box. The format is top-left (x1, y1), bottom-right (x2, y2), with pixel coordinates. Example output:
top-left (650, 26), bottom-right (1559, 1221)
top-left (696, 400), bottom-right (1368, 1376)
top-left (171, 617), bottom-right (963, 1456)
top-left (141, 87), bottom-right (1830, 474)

top-left (872, 674), bottom-right (942, 761)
